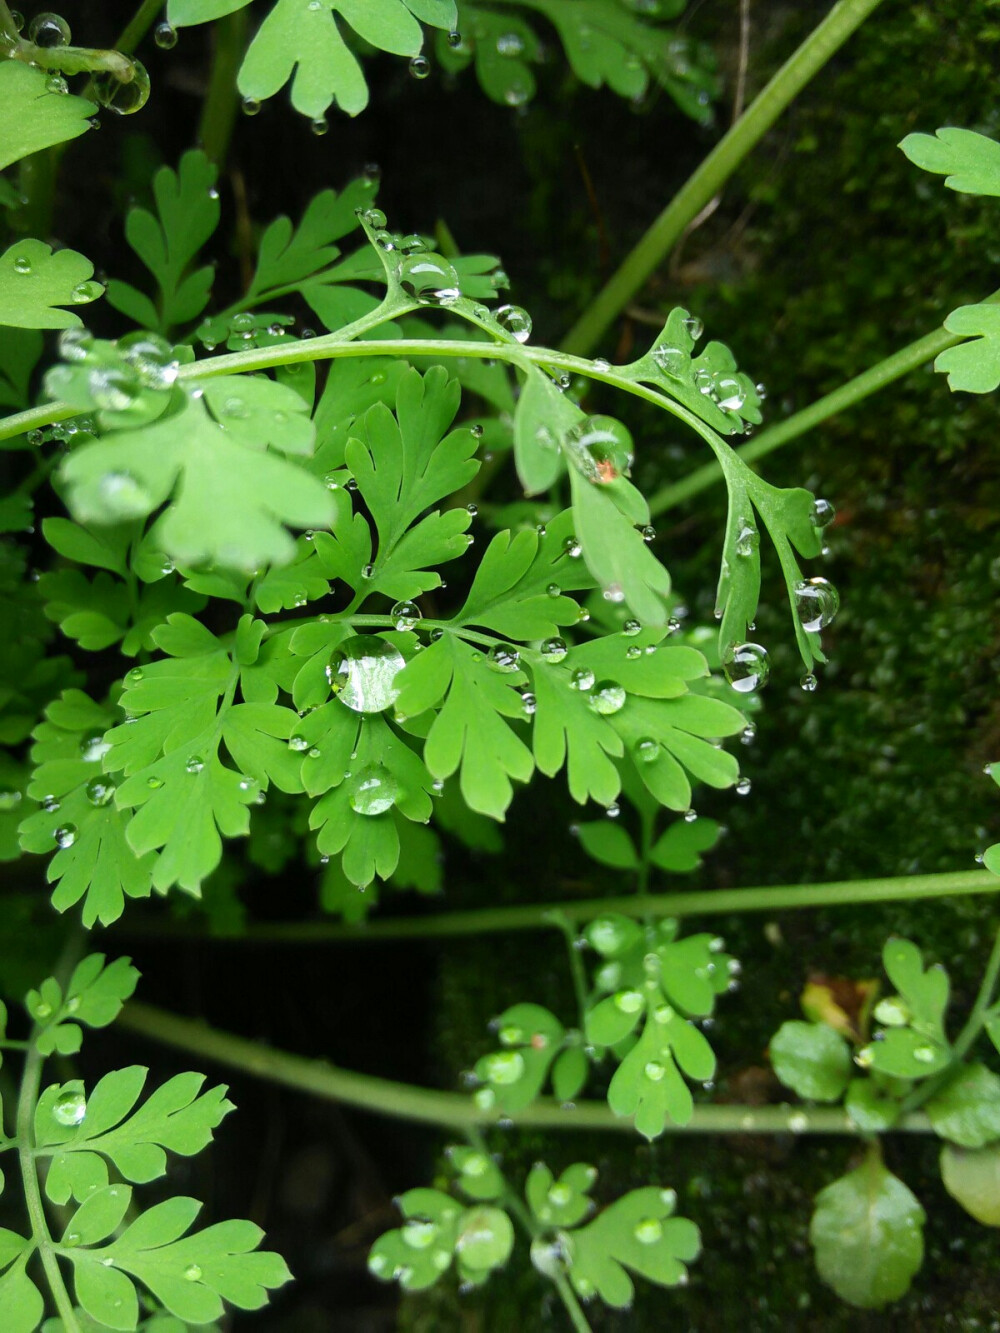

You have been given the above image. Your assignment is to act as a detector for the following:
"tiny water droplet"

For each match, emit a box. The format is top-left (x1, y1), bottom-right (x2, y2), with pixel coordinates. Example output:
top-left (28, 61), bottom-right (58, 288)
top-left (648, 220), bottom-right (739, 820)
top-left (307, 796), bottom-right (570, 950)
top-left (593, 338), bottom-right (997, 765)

top-left (735, 776), bottom-right (751, 796)
top-left (409, 54), bottom-right (431, 79)
top-left (242, 96), bottom-right (261, 116)
top-left (54, 824), bottom-right (77, 849)
top-left (154, 21), bottom-right (177, 48)
top-left (634, 1217), bottom-right (663, 1244)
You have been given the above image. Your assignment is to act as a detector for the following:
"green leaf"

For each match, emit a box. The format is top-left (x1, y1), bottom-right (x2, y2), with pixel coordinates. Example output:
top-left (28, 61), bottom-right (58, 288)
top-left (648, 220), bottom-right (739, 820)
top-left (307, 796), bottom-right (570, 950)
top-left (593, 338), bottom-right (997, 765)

top-left (234, 0), bottom-right (458, 120)
top-left (880, 936), bottom-right (950, 1041)
top-left (0, 63), bottom-right (94, 173)
top-left (810, 1147), bottom-right (925, 1308)
top-left (575, 820), bottom-right (639, 870)
top-left (940, 1142), bottom-right (1000, 1225)
top-left (844, 1079), bottom-right (901, 1133)
top-left (0, 326), bottom-right (43, 409)
top-left (19, 691), bottom-right (156, 927)
top-left (936, 305), bottom-right (1000, 393)
top-left (925, 1063), bottom-right (1000, 1148)
top-left (769, 1020), bottom-right (852, 1102)
top-left (649, 817), bottom-right (721, 872)
top-left (0, 241), bottom-right (102, 330)
top-left (105, 151), bottom-right (220, 334)
top-left (0, 1266), bottom-right (45, 1333)
top-left (473, 1003), bottom-right (565, 1114)
top-left (25, 954), bottom-right (139, 1057)
top-left (39, 566), bottom-right (205, 656)
top-left (38, 1067), bottom-right (234, 1205)
top-left (525, 1162), bottom-right (595, 1230)
top-left (900, 127), bottom-right (1000, 196)
top-left (367, 1189), bottom-right (510, 1292)
top-left (446, 1146), bottom-right (504, 1202)
top-left (59, 379), bottom-right (334, 573)
top-left (58, 1190), bottom-right (292, 1325)
top-left (565, 1185), bottom-right (700, 1308)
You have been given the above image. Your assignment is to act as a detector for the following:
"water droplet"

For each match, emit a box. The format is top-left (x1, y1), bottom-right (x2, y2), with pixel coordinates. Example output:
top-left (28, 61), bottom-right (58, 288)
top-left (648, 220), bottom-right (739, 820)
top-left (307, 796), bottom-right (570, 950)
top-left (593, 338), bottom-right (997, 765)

top-left (27, 11), bottom-right (71, 46)
top-left (348, 764), bottom-right (399, 817)
top-left (722, 642), bottom-right (769, 693)
top-left (811, 497), bottom-right (835, 529)
top-left (409, 54), bottom-right (431, 79)
top-left (681, 314), bottom-right (704, 341)
top-left (652, 344), bottom-right (686, 378)
top-left (53, 1089), bottom-right (86, 1126)
top-left (564, 415), bottom-right (634, 484)
top-left (913, 1045), bottom-right (937, 1064)
top-left (326, 635), bottom-right (406, 713)
top-left (447, 28), bottom-right (463, 47)
top-left (8, 9), bottom-right (24, 32)
top-left (79, 729), bottom-right (111, 763)
top-left (85, 777), bottom-right (115, 807)
top-left (715, 376), bottom-right (745, 411)
top-left (588, 681), bottom-right (626, 715)
top-left (740, 723), bottom-right (756, 745)
top-left (86, 366), bottom-right (140, 413)
top-left (310, 115), bottom-right (328, 136)
top-left (614, 989), bottom-right (644, 1014)
top-left (735, 776), bottom-right (751, 796)
top-left (634, 1216), bottom-right (663, 1244)
top-left (644, 1060), bottom-right (666, 1082)
top-left (488, 644), bottom-right (520, 673)
top-left (635, 737), bottom-right (660, 764)
top-left (93, 59), bottom-right (151, 115)
top-left (800, 672), bottom-right (818, 693)
top-left (735, 522), bottom-right (758, 558)
top-left (495, 305), bottom-right (532, 342)
top-left (570, 667), bottom-right (595, 692)
top-left (242, 96), bottom-right (261, 116)
top-left (54, 824), bottom-right (77, 849)
top-left (563, 536), bottom-right (582, 558)
top-left (540, 636), bottom-right (568, 663)
top-left (118, 331), bottom-right (179, 389)
top-left (390, 600), bottom-right (420, 631)
top-left (398, 252), bottom-right (461, 305)
top-left (788, 1112), bottom-right (809, 1133)
top-left (184, 755), bottom-right (204, 775)
top-left (287, 734), bottom-right (309, 753)
top-left (545, 583), bottom-right (561, 600)
top-left (0, 788), bottom-right (22, 812)
top-left (794, 577), bottom-right (840, 632)
top-left (684, 808), bottom-right (697, 823)
top-left (154, 21), bottom-right (177, 48)
top-left (483, 1050), bottom-right (525, 1085)
top-left (27, 428), bottom-right (45, 446)
top-left (183, 1263), bottom-right (202, 1281)
top-left (521, 691), bottom-right (537, 716)
top-left (45, 73), bottom-right (68, 94)
top-left (146, 775), bottom-right (164, 790)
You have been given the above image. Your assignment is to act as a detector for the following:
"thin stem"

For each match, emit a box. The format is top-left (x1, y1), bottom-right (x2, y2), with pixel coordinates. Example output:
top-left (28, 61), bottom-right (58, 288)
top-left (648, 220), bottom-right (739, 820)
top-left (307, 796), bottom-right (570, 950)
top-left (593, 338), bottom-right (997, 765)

top-left (117, 1000), bottom-right (932, 1136)
top-left (900, 924), bottom-right (1000, 1116)
top-left (17, 1042), bottom-right (80, 1331)
top-left (551, 1269), bottom-right (594, 1333)
top-left (543, 910), bottom-right (589, 1029)
top-left (560, 0), bottom-right (887, 357)
top-left (118, 870), bottom-right (998, 945)
top-left (649, 287), bottom-right (1000, 515)
top-left (115, 0), bottom-right (165, 56)
top-left (197, 9), bottom-right (248, 165)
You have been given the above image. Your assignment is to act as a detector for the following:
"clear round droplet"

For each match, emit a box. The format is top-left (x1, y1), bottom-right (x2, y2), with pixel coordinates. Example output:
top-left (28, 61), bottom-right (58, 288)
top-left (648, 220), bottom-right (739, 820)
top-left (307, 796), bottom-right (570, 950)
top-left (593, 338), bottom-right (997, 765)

top-left (540, 636), bottom-right (568, 663)
top-left (326, 635), bottom-right (406, 714)
top-left (811, 497), bottom-right (835, 529)
top-left (409, 54), bottom-right (431, 79)
top-left (390, 600), bottom-right (420, 631)
top-left (735, 776), bottom-right (751, 796)
top-left (564, 415), bottom-right (634, 484)
top-left (794, 577), bottom-right (840, 632)
top-left (635, 737), bottom-right (660, 764)
top-left (652, 344), bottom-right (686, 378)
top-left (722, 642), bottom-right (769, 693)
top-left (242, 96), bottom-right (261, 116)
top-left (53, 1089), bottom-right (87, 1126)
top-left (93, 59), bottom-right (151, 115)
top-left (494, 304), bottom-right (532, 343)
top-left (154, 21), bottom-right (178, 48)
top-left (715, 376), bottom-right (746, 412)
top-left (27, 11), bottom-right (71, 46)
top-left (735, 522), bottom-right (758, 558)
top-left (588, 681), bottom-right (626, 716)
top-left (398, 252), bottom-right (461, 305)
top-left (118, 331), bottom-right (179, 389)
top-left (349, 764), bottom-right (400, 817)
top-left (681, 314), bottom-right (704, 341)
top-left (488, 644), bottom-right (520, 673)
top-left (800, 672), bottom-right (818, 693)
top-left (185, 755), bottom-right (204, 774)
top-left (484, 1050), bottom-right (525, 1085)
top-left (183, 1263), bottom-right (202, 1282)
top-left (634, 1217), bottom-right (663, 1244)
top-left (54, 824), bottom-right (77, 849)
top-left (644, 1060), bottom-right (666, 1082)
top-left (570, 667), bottom-right (595, 692)
top-left (85, 777), bottom-right (115, 807)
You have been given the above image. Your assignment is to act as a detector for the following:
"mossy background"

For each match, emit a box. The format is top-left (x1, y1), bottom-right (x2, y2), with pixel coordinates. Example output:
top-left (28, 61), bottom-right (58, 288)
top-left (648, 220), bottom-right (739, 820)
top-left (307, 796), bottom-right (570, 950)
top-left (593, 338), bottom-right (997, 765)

top-left (2, 0), bottom-right (1000, 1328)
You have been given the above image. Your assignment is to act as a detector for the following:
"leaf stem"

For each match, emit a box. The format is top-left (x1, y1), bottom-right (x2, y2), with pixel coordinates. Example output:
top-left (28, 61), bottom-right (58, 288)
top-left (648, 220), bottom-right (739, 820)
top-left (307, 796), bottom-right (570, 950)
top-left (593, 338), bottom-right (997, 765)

top-left (16, 1040), bottom-right (80, 1331)
top-left (197, 9), bottom-right (248, 165)
top-left (119, 870), bottom-right (998, 945)
top-left (559, 0), bottom-right (888, 357)
top-left (116, 1000), bottom-right (931, 1137)
top-left (900, 923), bottom-right (1000, 1115)
top-left (648, 287), bottom-right (1000, 515)
top-left (543, 910), bottom-right (590, 1030)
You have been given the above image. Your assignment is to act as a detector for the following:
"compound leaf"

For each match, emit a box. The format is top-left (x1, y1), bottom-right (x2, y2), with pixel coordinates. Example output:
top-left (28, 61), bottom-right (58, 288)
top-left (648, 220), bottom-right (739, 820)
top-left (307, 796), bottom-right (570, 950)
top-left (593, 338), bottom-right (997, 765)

top-left (900, 127), bottom-right (1000, 196)
top-left (25, 953), bottom-right (139, 1056)
top-left (0, 241), bottom-right (102, 330)
top-left (937, 305), bottom-right (1000, 393)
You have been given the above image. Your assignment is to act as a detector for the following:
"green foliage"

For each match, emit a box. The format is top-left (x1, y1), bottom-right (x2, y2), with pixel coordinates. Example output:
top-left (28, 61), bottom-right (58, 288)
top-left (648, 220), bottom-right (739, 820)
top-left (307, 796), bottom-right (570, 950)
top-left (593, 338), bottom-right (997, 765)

top-left (809, 1146), bottom-right (925, 1309)
top-left (940, 1142), bottom-right (1000, 1226)
top-left (0, 63), bottom-right (94, 172)
top-left (768, 1020), bottom-right (852, 1103)
top-left (0, 242), bottom-right (103, 331)
top-left (0, 956), bottom-right (290, 1330)
top-left (900, 126), bottom-right (1000, 196)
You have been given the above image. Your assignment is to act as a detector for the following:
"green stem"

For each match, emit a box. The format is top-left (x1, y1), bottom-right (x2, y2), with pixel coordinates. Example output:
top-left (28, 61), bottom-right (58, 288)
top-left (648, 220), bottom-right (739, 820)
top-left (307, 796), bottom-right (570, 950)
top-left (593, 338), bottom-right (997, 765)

top-left (115, 0), bottom-right (166, 56)
top-left (544, 910), bottom-right (589, 1030)
top-left (119, 870), bottom-right (998, 945)
top-left (0, 0), bottom-right (19, 47)
top-left (649, 287), bottom-right (1000, 515)
top-left (17, 1041), bottom-right (80, 1331)
top-left (900, 924), bottom-right (1000, 1116)
top-left (560, 0), bottom-right (887, 357)
top-left (117, 1001), bottom-right (931, 1137)
top-left (197, 9), bottom-right (248, 165)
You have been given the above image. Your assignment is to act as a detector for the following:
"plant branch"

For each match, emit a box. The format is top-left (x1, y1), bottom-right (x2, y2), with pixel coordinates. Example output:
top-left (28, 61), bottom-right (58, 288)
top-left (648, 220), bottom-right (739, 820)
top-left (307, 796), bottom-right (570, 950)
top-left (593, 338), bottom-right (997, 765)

top-left (649, 286), bottom-right (1000, 515)
top-left (560, 0), bottom-right (887, 357)
top-left (118, 870), bottom-right (998, 945)
top-left (116, 999), bottom-right (931, 1136)
top-left (198, 9), bottom-right (248, 165)
top-left (17, 1041), bottom-right (80, 1331)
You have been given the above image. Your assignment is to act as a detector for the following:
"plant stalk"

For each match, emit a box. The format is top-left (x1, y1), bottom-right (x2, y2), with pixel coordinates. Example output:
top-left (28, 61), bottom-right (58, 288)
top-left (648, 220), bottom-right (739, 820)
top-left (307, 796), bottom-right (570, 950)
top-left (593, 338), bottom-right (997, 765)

top-left (16, 1041), bottom-right (80, 1331)
top-left (649, 286), bottom-right (1000, 515)
top-left (197, 9), bottom-right (248, 165)
top-left (560, 0), bottom-right (888, 357)
top-left (117, 1000), bottom-right (932, 1136)
top-left (118, 870), bottom-right (998, 945)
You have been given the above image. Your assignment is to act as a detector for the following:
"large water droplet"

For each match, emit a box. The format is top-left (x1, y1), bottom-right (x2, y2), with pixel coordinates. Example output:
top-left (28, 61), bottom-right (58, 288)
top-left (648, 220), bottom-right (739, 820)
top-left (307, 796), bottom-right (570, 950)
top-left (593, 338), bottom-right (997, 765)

top-left (93, 59), bottom-right (151, 115)
top-left (79, 729), bottom-right (111, 763)
top-left (570, 667), bottom-right (595, 692)
top-left (495, 305), bottom-right (532, 343)
top-left (398, 252), bottom-right (460, 305)
top-left (588, 681), bottom-right (626, 715)
top-left (722, 642), bottom-right (769, 693)
top-left (644, 1060), bottom-right (666, 1082)
top-left (28, 11), bottom-right (70, 46)
top-left (652, 344), bottom-right (686, 378)
top-left (154, 21), bottom-right (177, 48)
top-left (488, 644), bottom-right (520, 673)
top-left (715, 376), bottom-right (745, 411)
top-left (409, 54), bottom-right (431, 79)
top-left (53, 1089), bottom-right (86, 1126)
top-left (811, 497), bottom-right (835, 529)
top-left (326, 635), bottom-right (406, 714)
top-left (390, 600), bottom-right (420, 631)
top-left (349, 764), bottom-right (400, 817)
top-left (85, 777), bottom-right (115, 807)
top-left (564, 415), bottom-right (634, 484)
top-left (794, 577), bottom-right (840, 632)
top-left (540, 636), bottom-right (568, 663)
top-left (682, 314), bottom-right (704, 341)
top-left (54, 824), bottom-right (77, 849)
top-left (118, 331), bottom-right (179, 389)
